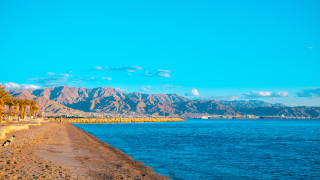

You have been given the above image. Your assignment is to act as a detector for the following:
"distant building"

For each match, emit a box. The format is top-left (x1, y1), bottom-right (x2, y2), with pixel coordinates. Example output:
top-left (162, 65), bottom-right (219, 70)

top-left (208, 115), bottom-right (225, 119)
top-left (260, 116), bottom-right (281, 119)
top-left (246, 115), bottom-right (257, 119)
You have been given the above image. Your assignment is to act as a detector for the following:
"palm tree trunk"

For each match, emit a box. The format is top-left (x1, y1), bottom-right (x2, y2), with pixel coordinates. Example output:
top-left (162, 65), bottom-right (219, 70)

top-left (14, 106), bottom-right (18, 117)
top-left (0, 102), bottom-right (3, 123)
top-left (23, 106), bottom-right (26, 119)
top-left (0, 110), bottom-right (2, 123)
top-left (8, 105), bottom-right (12, 117)
top-left (30, 107), bottom-right (33, 119)
top-left (20, 106), bottom-right (23, 119)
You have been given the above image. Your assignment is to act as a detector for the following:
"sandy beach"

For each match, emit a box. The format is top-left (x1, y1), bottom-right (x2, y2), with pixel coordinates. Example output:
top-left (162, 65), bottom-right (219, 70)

top-left (0, 122), bottom-right (168, 179)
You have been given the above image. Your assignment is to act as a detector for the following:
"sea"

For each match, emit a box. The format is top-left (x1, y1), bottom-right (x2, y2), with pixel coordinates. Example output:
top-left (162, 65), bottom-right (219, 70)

top-left (73, 119), bottom-right (320, 179)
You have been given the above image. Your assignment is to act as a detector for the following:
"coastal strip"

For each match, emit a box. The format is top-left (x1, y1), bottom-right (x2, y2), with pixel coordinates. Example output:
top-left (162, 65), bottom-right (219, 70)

top-left (0, 121), bottom-right (169, 179)
top-left (51, 117), bottom-right (185, 123)
top-left (0, 122), bottom-right (41, 139)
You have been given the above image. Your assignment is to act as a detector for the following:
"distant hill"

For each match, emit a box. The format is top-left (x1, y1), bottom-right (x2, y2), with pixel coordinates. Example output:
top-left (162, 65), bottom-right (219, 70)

top-left (9, 86), bottom-right (320, 118)
top-left (10, 88), bottom-right (83, 115)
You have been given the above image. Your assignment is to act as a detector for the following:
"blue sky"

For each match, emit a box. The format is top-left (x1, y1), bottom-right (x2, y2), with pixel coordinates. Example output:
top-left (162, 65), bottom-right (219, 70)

top-left (1, 0), bottom-right (320, 106)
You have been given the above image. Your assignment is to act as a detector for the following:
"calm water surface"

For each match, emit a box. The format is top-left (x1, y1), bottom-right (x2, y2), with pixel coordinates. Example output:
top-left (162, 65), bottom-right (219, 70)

top-left (74, 119), bottom-right (320, 179)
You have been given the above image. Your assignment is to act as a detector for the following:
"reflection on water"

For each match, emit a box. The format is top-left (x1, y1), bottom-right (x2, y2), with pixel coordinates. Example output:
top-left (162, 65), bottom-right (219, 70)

top-left (74, 119), bottom-right (320, 179)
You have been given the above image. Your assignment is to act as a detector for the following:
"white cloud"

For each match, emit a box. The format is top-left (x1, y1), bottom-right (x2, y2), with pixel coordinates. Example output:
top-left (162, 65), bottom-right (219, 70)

top-left (106, 66), bottom-right (143, 72)
top-left (144, 72), bottom-right (153, 77)
top-left (116, 88), bottom-right (125, 92)
top-left (4, 82), bottom-right (21, 89)
top-left (208, 96), bottom-right (239, 101)
top-left (161, 84), bottom-right (180, 89)
top-left (30, 77), bottom-right (67, 87)
top-left (101, 77), bottom-right (112, 80)
top-left (94, 66), bottom-right (103, 70)
top-left (245, 92), bottom-right (272, 97)
top-left (137, 84), bottom-right (180, 92)
top-left (103, 66), bottom-right (171, 78)
top-left (244, 91), bottom-right (288, 98)
top-left (185, 89), bottom-right (200, 96)
top-left (140, 86), bottom-right (152, 92)
top-left (3, 82), bottom-right (40, 90)
top-left (46, 72), bottom-right (71, 77)
top-left (157, 69), bottom-right (171, 73)
top-left (192, 89), bottom-right (200, 96)
top-left (131, 66), bottom-right (143, 70)
top-left (60, 73), bottom-right (71, 77)
top-left (140, 87), bottom-right (149, 92)
top-left (22, 84), bottom-right (41, 90)
top-left (157, 71), bottom-right (171, 78)
top-left (144, 69), bottom-right (172, 78)
top-left (274, 92), bottom-right (288, 97)
top-left (297, 88), bottom-right (320, 97)
top-left (228, 96), bottom-right (239, 101)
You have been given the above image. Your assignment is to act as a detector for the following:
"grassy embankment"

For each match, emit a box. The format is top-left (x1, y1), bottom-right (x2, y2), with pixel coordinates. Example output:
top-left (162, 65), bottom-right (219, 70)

top-left (0, 122), bottom-right (41, 139)
top-left (50, 117), bottom-right (185, 123)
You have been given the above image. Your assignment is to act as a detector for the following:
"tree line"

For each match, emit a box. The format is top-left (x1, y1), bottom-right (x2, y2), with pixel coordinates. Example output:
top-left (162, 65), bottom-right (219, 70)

top-left (0, 85), bottom-right (39, 123)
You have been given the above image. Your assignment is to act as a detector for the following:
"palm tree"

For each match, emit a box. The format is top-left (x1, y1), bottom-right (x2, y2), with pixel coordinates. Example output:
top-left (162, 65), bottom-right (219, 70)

top-left (12, 99), bottom-right (20, 118)
top-left (29, 100), bottom-right (37, 118)
top-left (32, 105), bottom-right (39, 118)
top-left (22, 99), bottom-right (32, 119)
top-left (5, 98), bottom-right (14, 117)
top-left (0, 86), bottom-right (12, 123)
top-left (18, 99), bottom-right (26, 119)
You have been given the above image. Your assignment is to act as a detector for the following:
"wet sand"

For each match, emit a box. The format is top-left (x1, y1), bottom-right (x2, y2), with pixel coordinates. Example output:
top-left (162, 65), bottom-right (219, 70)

top-left (0, 122), bottom-right (168, 179)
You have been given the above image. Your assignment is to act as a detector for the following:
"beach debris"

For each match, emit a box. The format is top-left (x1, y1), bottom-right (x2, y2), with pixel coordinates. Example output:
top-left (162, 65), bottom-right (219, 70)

top-left (2, 135), bottom-right (15, 147)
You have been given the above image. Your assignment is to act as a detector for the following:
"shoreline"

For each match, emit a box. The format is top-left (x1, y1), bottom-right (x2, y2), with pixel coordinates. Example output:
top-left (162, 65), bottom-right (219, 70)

top-left (0, 121), bottom-right (168, 179)
top-left (50, 117), bottom-right (185, 123)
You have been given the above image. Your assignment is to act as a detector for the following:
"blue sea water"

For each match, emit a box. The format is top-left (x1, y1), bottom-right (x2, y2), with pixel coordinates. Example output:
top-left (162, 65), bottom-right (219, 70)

top-left (73, 119), bottom-right (320, 179)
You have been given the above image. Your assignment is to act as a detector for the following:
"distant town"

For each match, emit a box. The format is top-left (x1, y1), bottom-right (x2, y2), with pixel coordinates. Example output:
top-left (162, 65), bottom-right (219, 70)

top-left (46, 112), bottom-right (317, 120)
top-left (196, 114), bottom-right (315, 120)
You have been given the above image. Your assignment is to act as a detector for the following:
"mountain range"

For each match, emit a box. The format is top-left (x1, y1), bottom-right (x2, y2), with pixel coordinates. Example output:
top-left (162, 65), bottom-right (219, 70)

top-left (9, 86), bottom-right (320, 118)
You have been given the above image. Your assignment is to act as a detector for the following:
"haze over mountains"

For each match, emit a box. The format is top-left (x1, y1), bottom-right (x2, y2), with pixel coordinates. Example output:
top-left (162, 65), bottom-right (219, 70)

top-left (9, 86), bottom-right (320, 118)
